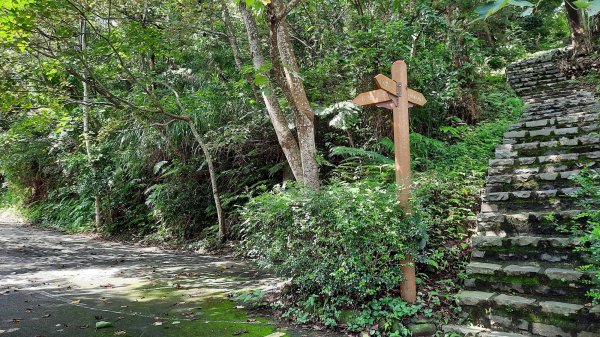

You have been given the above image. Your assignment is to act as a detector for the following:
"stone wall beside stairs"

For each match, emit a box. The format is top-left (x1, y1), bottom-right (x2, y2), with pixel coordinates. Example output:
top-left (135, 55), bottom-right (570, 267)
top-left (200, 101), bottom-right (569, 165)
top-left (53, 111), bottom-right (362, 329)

top-left (445, 49), bottom-right (600, 337)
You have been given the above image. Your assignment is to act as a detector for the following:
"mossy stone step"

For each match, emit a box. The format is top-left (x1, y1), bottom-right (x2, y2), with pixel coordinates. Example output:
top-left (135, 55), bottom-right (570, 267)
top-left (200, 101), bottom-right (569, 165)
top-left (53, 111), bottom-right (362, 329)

top-left (485, 177), bottom-right (582, 194)
top-left (488, 151), bottom-right (600, 170)
top-left (511, 145), bottom-right (600, 162)
top-left (508, 114), bottom-right (598, 132)
top-left (523, 102), bottom-right (598, 114)
top-left (487, 157), bottom-right (599, 177)
top-left (470, 234), bottom-right (588, 264)
top-left (483, 188), bottom-right (578, 204)
top-left (477, 209), bottom-right (587, 235)
top-left (464, 261), bottom-right (593, 297)
top-left (486, 169), bottom-right (581, 184)
top-left (456, 291), bottom-right (600, 334)
top-left (506, 133), bottom-right (600, 148)
top-left (481, 198), bottom-right (577, 215)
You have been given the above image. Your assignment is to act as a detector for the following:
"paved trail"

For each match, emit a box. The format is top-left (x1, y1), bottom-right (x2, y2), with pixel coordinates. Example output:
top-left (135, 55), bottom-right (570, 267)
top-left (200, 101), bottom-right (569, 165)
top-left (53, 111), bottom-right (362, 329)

top-left (0, 217), bottom-right (341, 337)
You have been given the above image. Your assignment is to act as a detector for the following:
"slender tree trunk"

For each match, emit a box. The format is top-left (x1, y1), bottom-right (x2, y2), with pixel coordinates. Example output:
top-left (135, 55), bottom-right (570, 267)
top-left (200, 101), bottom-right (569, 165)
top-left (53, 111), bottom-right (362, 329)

top-left (187, 121), bottom-right (226, 242)
top-left (565, 0), bottom-right (591, 55)
top-left (410, 29), bottom-right (422, 58)
top-left (80, 15), bottom-right (102, 228)
top-left (592, 15), bottom-right (600, 46)
top-left (237, 2), bottom-right (305, 183)
top-left (220, 0), bottom-right (262, 104)
top-left (160, 89), bottom-right (227, 242)
top-left (268, 0), bottom-right (320, 189)
top-left (352, 0), bottom-right (364, 16)
top-left (275, 22), bottom-right (320, 189)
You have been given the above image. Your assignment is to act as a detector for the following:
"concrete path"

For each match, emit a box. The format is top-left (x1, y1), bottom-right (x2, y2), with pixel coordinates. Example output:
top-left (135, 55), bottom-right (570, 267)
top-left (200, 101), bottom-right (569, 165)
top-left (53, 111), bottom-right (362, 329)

top-left (0, 218), bottom-right (343, 337)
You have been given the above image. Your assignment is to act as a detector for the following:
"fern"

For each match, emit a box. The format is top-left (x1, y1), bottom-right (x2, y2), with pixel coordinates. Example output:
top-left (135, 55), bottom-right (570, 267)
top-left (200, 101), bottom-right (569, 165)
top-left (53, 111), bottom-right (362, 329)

top-left (330, 146), bottom-right (394, 165)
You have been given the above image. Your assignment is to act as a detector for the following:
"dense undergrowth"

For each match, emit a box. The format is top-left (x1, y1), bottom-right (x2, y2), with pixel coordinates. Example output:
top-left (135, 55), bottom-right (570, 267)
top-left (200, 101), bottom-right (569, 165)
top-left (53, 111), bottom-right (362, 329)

top-left (237, 80), bottom-right (523, 335)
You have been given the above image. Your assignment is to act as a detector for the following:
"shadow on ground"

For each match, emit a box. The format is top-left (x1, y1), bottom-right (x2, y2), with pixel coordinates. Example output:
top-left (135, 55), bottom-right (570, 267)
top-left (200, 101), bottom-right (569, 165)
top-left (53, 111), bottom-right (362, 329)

top-left (0, 221), bottom-right (344, 337)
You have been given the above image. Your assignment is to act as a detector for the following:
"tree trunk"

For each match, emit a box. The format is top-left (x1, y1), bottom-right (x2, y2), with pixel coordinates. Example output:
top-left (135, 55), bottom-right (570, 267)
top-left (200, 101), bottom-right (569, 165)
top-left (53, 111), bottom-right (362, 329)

top-left (590, 14), bottom-right (600, 48)
top-left (268, 0), bottom-right (320, 189)
top-left (237, 2), bottom-right (305, 183)
top-left (220, 0), bottom-right (262, 104)
top-left (80, 15), bottom-right (102, 229)
top-left (565, 0), bottom-right (591, 55)
top-left (186, 121), bottom-right (226, 242)
top-left (159, 87), bottom-right (227, 242)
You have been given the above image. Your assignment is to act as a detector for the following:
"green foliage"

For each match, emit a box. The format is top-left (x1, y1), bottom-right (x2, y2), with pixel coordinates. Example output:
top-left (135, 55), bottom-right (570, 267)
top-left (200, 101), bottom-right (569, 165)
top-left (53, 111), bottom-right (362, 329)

top-left (475, 0), bottom-right (535, 21)
top-left (343, 297), bottom-right (420, 336)
top-left (569, 170), bottom-right (600, 302)
top-left (240, 180), bottom-right (430, 331)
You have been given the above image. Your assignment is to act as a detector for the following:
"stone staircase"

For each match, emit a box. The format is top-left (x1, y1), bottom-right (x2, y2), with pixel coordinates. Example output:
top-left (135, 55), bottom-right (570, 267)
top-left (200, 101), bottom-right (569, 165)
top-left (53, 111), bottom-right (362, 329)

top-left (444, 49), bottom-right (600, 337)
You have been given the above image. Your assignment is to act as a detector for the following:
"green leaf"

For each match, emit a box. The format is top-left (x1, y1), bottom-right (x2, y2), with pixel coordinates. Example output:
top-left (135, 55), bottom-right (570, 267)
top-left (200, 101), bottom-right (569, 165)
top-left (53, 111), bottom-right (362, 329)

top-left (474, 0), bottom-right (511, 20)
top-left (574, 0), bottom-right (591, 8)
top-left (253, 74), bottom-right (269, 86)
top-left (521, 7), bottom-right (534, 16)
top-left (95, 321), bottom-right (113, 329)
top-left (509, 0), bottom-right (534, 7)
top-left (153, 160), bottom-right (168, 174)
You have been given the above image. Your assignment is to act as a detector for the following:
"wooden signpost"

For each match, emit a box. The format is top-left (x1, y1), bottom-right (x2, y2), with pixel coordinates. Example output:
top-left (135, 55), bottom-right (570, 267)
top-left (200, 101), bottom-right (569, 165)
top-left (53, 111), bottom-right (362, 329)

top-left (352, 60), bottom-right (426, 304)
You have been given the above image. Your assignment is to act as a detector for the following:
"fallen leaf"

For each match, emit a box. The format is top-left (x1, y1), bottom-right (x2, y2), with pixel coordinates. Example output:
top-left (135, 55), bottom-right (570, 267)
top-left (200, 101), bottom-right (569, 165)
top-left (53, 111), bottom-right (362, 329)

top-left (246, 318), bottom-right (256, 322)
top-left (114, 330), bottom-right (127, 336)
top-left (235, 305), bottom-right (245, 309)
top-left (96, 321), bottom-right (113, 329)
top-left (71, 299), bottom-right (80, 304)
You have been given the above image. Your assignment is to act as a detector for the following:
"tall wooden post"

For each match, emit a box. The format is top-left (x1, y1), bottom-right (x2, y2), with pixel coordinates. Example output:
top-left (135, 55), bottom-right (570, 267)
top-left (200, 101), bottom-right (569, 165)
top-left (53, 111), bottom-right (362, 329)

top-left (391, 60), bottom-right (417, 303)
top-left (353, 60), bottom-right (426, 304)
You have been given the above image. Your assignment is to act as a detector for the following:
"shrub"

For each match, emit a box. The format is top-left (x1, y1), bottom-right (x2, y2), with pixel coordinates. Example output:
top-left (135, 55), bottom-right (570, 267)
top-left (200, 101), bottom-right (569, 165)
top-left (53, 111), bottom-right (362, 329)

top-left (239, 180), bottom-right (430, 329)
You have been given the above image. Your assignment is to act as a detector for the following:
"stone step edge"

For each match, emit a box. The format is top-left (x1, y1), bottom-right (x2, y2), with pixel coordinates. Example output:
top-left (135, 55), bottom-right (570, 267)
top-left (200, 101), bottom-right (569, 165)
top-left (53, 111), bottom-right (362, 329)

top-left (478, 208), bottom-right (581, 219)
top-left (503, 127), bottom-right (598, 140)
top-left (508, 116), bottom-right (598, 131)
top-left (488, 150), bottom-right (600, 168)
top-left (442, 324), bottom-right (527, 337)
top-left (472, 235), bottom-right (579, 249)
top-left (456, 290), bottom-right (595, 316)
top-left (486, 169), bottom-right (582, 185)
top-left (465, 262), bottom-right (593, 285)
top-left (482, 187), bottom-right (578, 202)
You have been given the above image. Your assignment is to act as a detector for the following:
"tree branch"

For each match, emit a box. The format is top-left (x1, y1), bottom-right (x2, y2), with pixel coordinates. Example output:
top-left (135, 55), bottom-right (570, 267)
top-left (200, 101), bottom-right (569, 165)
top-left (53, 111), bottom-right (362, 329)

top-left (275, 0), bottom-right (302, 22)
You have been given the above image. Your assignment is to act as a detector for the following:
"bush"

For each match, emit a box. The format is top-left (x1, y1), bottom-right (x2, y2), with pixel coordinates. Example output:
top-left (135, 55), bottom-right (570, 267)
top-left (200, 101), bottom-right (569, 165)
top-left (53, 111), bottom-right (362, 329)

top-left (239, 180), bottom-right (430, 328)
